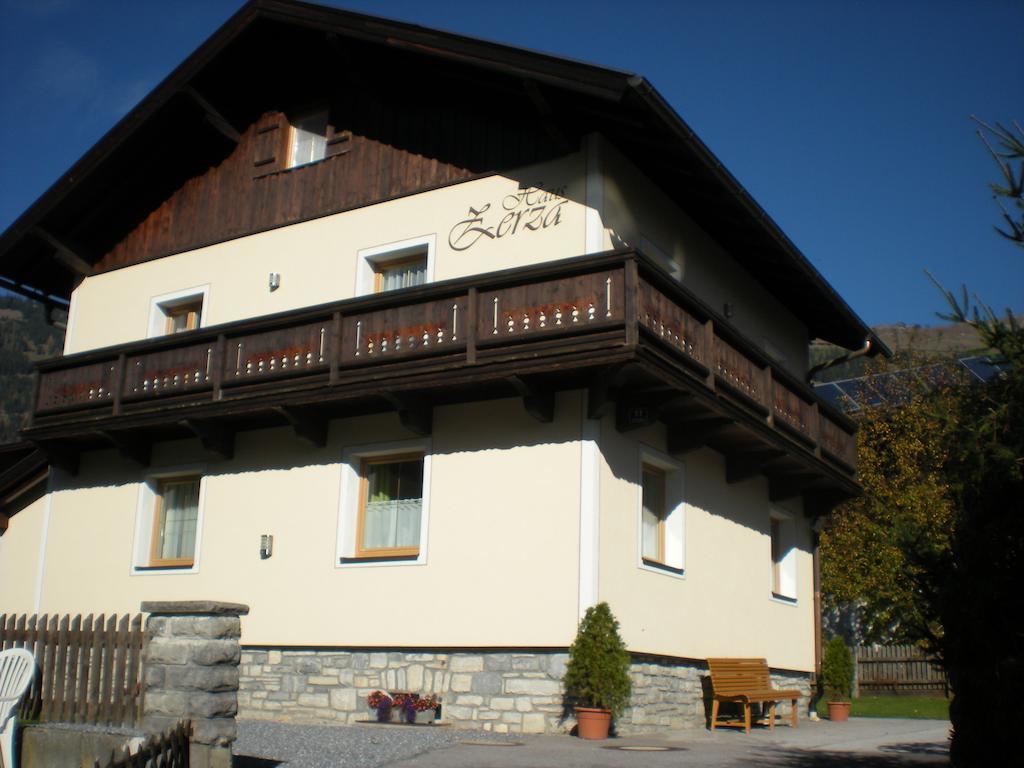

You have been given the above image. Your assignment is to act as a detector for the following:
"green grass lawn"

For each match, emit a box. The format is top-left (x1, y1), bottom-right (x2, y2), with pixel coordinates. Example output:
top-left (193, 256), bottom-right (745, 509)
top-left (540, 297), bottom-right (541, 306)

top-left (815, 695), bottom-right (950, 720)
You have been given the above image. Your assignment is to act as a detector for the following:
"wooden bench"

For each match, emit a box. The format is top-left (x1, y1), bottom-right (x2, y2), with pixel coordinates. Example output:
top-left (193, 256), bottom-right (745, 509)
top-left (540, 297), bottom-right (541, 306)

top-left (706, 658), bottom-right (801, 733)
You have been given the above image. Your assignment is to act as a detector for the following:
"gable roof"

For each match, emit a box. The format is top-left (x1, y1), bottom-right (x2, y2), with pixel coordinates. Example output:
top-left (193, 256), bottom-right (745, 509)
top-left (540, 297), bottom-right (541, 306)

top-left (0, 0), bottom-right (885, 353)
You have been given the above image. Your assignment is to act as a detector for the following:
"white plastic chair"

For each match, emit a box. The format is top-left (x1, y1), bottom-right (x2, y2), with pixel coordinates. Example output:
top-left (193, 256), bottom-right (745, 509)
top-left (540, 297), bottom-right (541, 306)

top-left (0, 648), bottom-right (35, 768)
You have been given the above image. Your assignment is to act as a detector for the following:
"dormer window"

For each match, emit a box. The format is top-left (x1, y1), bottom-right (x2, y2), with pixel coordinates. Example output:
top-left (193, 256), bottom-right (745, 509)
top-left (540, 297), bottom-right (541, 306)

top-left (288, 109), bottom-right (328, 168)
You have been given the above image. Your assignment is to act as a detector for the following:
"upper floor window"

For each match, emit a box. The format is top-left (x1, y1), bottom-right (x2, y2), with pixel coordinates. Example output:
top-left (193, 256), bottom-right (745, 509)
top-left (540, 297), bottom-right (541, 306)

top-left (148, 286), bottom-right (209, 338)
top-left (356, 236), bottom-right (436, 297)
top-left (374, 253), bottom-right (428, 293)
top-left (164, 300), bottom-right (201, 334)
top-left (288, 110), bottom-right (328, 168)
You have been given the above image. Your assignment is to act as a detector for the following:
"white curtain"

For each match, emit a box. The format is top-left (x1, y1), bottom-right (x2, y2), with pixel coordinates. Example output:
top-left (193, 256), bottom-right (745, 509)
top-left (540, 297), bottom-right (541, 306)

top-left (380, 262), bottom-right (427, 292)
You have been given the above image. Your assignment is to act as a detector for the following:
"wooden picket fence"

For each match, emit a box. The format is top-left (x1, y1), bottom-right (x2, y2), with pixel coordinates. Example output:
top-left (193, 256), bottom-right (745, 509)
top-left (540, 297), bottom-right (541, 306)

top-left (0, 612), bottom-right (145, 726)
top-left (856, 644), bottom-right (948, 696)
top-left (94, 720), bottom-right (190, 768)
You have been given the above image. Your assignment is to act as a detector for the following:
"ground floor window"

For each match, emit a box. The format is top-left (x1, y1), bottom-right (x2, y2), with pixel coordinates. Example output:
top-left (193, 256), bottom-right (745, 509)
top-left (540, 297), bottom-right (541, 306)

top-left (770, 509), bottom-right (797, 601)
top-left (150, 477), bottom-right (200, 567)
top-left (638, 449), bottom-right (685, 574)
top-left (358, 454), bottom-right (424, 557)
top-left (338, 439), bottom-right (432, 566)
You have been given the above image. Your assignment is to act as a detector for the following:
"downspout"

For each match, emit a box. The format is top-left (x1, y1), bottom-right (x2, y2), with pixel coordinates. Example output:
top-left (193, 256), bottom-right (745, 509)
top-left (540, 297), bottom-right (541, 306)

top-left (807, 338), bottom-right (873, 383)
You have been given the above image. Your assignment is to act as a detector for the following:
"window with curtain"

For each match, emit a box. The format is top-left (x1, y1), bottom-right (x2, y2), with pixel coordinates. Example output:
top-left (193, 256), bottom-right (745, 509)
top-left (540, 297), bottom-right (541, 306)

top-left (641, 464), bottom-right (666, 563)
top-left (151, 477), bottom-right (200, 566)
top-left (358, 455), bottom-right (424, 557)
top-left (374, 255), bottom-right (428, 293)
top-left (288, 110), bottom-right (327, 168)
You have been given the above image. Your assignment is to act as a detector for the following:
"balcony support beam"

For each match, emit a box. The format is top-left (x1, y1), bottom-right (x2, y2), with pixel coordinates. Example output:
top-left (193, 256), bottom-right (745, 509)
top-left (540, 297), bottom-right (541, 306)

top-left (275, 406), bottom-right (328, 447)
top-left (182, 419), bottom-right (235, 460)
top-left (769, 472), bottom-right (821, 502)
top-left (37, 441), bottom-right (79, 476)
top-left (667, 417), bottom-right (730, 455)
top-left (383, 394), bottom-right (433, 437)
top-left (507, 376), bottom-right (555, 423)
top-left (587, 363), bottom-right (634, 420)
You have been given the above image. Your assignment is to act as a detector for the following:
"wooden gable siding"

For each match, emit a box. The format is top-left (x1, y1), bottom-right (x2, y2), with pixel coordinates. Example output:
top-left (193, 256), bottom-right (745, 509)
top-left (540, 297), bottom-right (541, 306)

top-left (96, 96), bottom-right (561, 271)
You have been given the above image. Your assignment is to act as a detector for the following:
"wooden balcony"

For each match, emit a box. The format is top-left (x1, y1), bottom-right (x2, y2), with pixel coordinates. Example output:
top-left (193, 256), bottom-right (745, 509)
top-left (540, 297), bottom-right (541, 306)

top-left (25, 250), bottom-right (859, 510)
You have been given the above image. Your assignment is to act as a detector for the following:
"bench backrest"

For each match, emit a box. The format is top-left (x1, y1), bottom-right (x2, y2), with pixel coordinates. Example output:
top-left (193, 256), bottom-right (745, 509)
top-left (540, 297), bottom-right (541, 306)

top-left (706, 658), bottom-right (772, 695)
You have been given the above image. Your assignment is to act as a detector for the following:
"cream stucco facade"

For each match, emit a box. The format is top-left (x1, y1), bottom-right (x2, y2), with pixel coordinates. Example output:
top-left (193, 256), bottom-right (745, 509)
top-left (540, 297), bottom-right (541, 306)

top-left (2, 143), bottom-right (821, 694)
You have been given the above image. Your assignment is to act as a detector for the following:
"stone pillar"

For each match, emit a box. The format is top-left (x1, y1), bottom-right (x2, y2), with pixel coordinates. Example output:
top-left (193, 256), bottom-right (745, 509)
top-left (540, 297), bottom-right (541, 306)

top-left (141, 601), bottom-right (249, 768)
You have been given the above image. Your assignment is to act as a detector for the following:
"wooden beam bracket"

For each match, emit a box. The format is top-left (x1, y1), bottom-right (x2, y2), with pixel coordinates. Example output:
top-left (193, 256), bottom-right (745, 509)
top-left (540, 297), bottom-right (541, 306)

top-left (183, 85), bottom-right (241, 143)
top-left (275, 406), bottom-right (328, 447)
top-left (382, 394), bottom-right (433, 437)
top-left (100, 431), bottom-right (151, 467)
top-left (32, 227), bottom-right (92, 276)
top-left (182, 419), bottom-right (235, 460)
top-left (507, 375), bottom-right (555, 423)
top-left (726, 449), bottom-right (786, 484)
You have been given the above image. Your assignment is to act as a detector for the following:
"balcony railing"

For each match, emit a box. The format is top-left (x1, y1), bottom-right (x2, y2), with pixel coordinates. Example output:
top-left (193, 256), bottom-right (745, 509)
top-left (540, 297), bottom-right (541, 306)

top-left (29, 251), bottom-right (857, 475)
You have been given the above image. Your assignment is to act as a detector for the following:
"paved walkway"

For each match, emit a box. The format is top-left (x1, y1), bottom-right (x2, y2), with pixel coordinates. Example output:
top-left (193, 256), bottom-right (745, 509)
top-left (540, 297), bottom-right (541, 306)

top-left (236, 717), bottom-right (950, 768)
top-left (392, 718), bottom-right (949, 767)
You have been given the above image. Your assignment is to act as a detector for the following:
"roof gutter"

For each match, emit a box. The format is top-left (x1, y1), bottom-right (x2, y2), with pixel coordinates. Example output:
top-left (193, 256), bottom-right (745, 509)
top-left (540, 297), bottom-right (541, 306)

top-left (807, 337), bottom-right (875, 383)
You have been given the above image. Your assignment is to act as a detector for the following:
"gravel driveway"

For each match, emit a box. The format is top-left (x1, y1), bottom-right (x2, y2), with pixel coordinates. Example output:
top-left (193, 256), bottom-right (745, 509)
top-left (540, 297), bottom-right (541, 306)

top-left (234, 719), bottom-right (526, 768)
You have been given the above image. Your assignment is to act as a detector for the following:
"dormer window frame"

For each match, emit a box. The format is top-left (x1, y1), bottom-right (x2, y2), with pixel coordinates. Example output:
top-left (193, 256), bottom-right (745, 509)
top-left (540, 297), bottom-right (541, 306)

top-left (285, 106), bottom-right (329, 169)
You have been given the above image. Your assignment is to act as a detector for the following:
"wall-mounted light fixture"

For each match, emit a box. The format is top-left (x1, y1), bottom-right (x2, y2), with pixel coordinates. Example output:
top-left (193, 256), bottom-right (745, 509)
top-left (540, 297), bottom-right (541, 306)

top-left (260, 534), bottom-right (274, 559)
top-left (268, 272), bottom-right (281, 292)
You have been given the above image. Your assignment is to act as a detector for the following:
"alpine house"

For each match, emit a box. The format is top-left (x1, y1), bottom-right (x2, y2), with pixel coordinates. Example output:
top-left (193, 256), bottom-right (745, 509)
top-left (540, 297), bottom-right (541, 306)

top-left (0, 0), bottom-right (883, 733)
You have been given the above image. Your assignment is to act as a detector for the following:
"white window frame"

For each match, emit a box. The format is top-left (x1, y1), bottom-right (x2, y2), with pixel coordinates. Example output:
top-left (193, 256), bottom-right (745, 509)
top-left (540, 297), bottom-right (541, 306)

top-left (636, 446), bottom-right (686, 577)
top-left (147, 285), bottom-right (210, 339)
top-left (336, 438), bottom-right (432, 568)
top-left (769, 507), bottom-right (798, 602)
top-left (131, 464), bottom-right (207, 575)
top-left (355, 235), bottom-right (436, 297)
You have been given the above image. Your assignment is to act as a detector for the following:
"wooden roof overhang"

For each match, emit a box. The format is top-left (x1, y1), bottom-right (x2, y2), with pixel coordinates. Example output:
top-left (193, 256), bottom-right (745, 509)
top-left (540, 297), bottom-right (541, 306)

top-left (0, 441), bottom-right (49, 534)
top-left (23, 251), bottom-right (859, 516)
top-left (0, 0), bottom-right (884, 355)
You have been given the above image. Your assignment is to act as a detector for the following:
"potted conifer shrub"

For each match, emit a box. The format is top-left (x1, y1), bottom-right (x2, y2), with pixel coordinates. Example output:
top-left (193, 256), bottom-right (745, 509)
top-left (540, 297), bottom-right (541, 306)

top-left (822, 636), bottom-right (854, 722)
top-left (562, 602), bottom-right (632, 739)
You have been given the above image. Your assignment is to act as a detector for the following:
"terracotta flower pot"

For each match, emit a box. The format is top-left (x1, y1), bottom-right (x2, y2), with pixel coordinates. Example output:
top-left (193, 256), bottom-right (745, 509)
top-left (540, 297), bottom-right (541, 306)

top-left (575, 706), bottom-right (612, 739)
top-left (827, 701), bottom-right (851, 722)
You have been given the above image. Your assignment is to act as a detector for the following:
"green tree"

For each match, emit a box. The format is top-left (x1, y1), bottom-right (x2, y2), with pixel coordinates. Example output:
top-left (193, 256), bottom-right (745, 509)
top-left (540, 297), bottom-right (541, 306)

top-left (562, 602), bottom-right (632, 716)
top-left (820, 360), bottom-right (955, 644)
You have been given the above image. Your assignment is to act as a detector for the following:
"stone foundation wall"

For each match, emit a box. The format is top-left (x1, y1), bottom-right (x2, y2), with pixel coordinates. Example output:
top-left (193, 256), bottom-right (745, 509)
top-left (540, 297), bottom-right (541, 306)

top-left (238, 648), bottom-right (812, 735)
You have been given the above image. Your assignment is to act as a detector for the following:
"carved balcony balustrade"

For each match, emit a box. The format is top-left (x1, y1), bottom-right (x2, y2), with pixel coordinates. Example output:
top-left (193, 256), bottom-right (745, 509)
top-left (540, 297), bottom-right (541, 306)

top-left (25, 250), bottom-right (859, 506)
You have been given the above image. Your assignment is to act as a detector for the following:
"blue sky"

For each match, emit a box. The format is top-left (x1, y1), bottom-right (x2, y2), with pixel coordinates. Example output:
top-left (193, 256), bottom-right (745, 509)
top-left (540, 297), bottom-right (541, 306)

top-left (1, 0), bottom-right (1021, 330)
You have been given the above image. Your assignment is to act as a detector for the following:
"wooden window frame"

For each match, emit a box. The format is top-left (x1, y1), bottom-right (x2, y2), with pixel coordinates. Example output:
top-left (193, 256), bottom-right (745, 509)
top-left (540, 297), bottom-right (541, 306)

top-left (354, 452), bottom-right (424, 559)
top-left (372, 253), bottom-right (429, 294)
top-left (769, 510), bottom-right (797, 602)
top-left (641, 463), bottom-right (667, 567)
top-left (148, 475), bottom-right (201, 568)
top-left (163, 301), bottom-right (201, 335)
top-left (286, 107), bottom-right (329, 169)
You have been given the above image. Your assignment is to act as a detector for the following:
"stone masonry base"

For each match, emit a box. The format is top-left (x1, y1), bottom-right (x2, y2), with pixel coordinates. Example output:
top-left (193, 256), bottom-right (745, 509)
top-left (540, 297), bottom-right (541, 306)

top-left (238, 648), bottom-right (812, 735)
